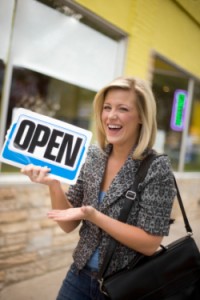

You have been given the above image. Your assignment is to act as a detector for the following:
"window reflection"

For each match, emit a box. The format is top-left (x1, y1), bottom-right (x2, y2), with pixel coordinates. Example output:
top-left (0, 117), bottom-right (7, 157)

top-left (152, 56), bottom-right (200, 171)
top-left (7, 67), bottom-right (95, 131)
top-left (152, 71), bottom-right (188, 170)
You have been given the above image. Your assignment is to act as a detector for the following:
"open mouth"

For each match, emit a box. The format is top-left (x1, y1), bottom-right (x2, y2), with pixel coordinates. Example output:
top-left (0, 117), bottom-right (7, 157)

top-left (108, 124), bottom-right (122, 131)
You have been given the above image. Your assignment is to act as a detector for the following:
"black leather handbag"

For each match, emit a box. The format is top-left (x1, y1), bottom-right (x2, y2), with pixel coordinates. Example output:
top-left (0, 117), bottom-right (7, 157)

top-left (98, 154), bottom-right (200, 300)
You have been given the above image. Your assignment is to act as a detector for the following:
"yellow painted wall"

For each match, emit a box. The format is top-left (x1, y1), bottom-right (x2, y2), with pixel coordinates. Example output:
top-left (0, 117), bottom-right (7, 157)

top-left (124, 0), bottom-right (159, 78)
top-left (153, 0), bottom-right (200, 76)
top-left (76, 0), bottom-right (200, 79)
top-left (75, 0), bottom-right (135, 33)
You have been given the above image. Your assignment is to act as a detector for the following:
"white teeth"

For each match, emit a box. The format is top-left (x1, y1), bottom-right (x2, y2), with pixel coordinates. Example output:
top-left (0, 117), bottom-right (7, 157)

top-left (108, 124), bottom-right (122, 129)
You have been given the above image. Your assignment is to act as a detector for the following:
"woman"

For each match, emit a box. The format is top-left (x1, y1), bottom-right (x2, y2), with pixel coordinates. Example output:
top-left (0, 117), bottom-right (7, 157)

top-left (21, 76), bottom-right (176, 300)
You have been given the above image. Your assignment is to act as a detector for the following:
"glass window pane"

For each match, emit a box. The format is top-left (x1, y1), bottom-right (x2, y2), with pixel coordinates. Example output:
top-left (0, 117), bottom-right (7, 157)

top-left (1, 66), bottom-right (95, 172)
top-left (152, 56), bottom-right (189, 170)
top-left (185, 81), bottom-right (200, 171)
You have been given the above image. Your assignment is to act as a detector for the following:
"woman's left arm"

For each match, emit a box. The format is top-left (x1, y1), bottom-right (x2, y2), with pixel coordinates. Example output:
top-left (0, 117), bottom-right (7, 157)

top-left (47, 205), bottom-right (162, 255)
top-left (86, 207), bottom-right (163, 256)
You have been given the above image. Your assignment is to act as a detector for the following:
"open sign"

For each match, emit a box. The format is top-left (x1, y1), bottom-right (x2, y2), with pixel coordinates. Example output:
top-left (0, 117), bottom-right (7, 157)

top-left (0, 109), bottom-right (92, 184)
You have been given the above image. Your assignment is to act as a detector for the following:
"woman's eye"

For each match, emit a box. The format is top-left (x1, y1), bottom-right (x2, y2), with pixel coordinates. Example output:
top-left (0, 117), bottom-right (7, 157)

top-left (119, 107), bottom-right (128, 112)
top-left (103, 105), bottom-right (111, 111)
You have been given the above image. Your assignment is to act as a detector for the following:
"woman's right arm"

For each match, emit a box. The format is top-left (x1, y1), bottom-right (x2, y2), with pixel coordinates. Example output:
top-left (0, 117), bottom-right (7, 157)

top-left (21, 164), bottom-right (81, 233)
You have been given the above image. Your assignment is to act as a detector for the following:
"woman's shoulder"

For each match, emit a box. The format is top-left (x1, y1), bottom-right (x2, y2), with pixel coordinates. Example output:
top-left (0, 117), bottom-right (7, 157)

top-left (152, 151), bottom-right (172, 170)
top-left (145, 149), bottom-right (171, 164)
top-left (142, 149), bottom-right (174, 180)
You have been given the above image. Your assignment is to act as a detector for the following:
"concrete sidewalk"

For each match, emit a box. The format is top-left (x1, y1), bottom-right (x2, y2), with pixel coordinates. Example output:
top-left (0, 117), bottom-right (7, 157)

top-left (0, 213), bottom-right (199, 300)
top-left (0, 267), bottom-right (68, 300)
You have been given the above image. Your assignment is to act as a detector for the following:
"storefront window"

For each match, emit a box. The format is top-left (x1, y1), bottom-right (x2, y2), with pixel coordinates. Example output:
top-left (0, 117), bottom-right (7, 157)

top-left (1, 67), bottom-right (95, 172)
top-left (6, 67), bottom-right (95, 130)
top-left (152, 55), bottom-right (200, 172)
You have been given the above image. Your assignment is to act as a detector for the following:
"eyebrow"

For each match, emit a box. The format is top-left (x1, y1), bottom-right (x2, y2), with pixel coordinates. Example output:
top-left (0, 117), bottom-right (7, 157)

top-left (103, 102), bottom-right (132, 108)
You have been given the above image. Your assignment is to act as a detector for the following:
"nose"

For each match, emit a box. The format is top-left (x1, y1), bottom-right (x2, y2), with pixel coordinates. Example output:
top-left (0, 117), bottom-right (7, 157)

top-left (108, 109), bottom-right (117, 120)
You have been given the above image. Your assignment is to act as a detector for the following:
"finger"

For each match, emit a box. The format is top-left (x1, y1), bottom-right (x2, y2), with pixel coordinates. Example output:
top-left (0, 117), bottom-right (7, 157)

top-left (32, 169), bottom-right (50, 183)
top-left (21, 164), bottom-right (35, 176)
top-left (28, 166), bottom-right (42, 180)
top-left (32, 169), bottom-right (40, 178)
top-left (47, 210), bottom-right (67, 220)
top-left (21, 164), bottom-right (33, 173)
top-left (47, 210), bottom-right (60, 215)
top-left (47, 210), bottom-right (66, 216)
top-left (36, 166), bottom-right (51, 181)
top-left (32, 166), bottom-right (49, 179)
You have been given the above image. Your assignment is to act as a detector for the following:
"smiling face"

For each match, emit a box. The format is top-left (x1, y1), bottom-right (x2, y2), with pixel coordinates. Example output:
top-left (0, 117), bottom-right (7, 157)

top-left (101, 88), bottom-right (141, 151)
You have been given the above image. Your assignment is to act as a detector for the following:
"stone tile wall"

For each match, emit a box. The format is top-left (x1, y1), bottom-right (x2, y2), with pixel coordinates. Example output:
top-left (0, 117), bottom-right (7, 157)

top-left (0, 183), bottom-right (79, 291)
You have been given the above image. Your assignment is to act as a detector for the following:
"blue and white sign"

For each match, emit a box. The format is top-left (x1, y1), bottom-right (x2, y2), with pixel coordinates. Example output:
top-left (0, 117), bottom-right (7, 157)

top-left (0, 109), bottom-right (92, 184)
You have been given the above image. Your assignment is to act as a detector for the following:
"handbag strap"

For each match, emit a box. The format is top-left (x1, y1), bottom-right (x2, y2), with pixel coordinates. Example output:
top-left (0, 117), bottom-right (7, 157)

top-left (173, 175), bottom-right (192, 233)
top-left (98, 153), bottom-right (193, 280)
top-left (98, 152), bottom-right (158, 279)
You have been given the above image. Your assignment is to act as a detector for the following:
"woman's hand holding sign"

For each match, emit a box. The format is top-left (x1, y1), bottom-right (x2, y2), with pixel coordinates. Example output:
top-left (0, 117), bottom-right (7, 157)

top-left (21, 164), bottom-right (56, 185)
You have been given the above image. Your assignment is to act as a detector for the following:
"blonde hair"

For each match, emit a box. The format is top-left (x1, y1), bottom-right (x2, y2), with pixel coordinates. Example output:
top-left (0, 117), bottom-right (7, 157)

top-left (93, 76), bottom-right (157, 159)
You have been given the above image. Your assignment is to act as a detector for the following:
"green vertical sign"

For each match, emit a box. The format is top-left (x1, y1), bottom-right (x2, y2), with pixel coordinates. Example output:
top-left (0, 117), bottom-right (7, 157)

top-left (170, 90), bottom-right (188, 131)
